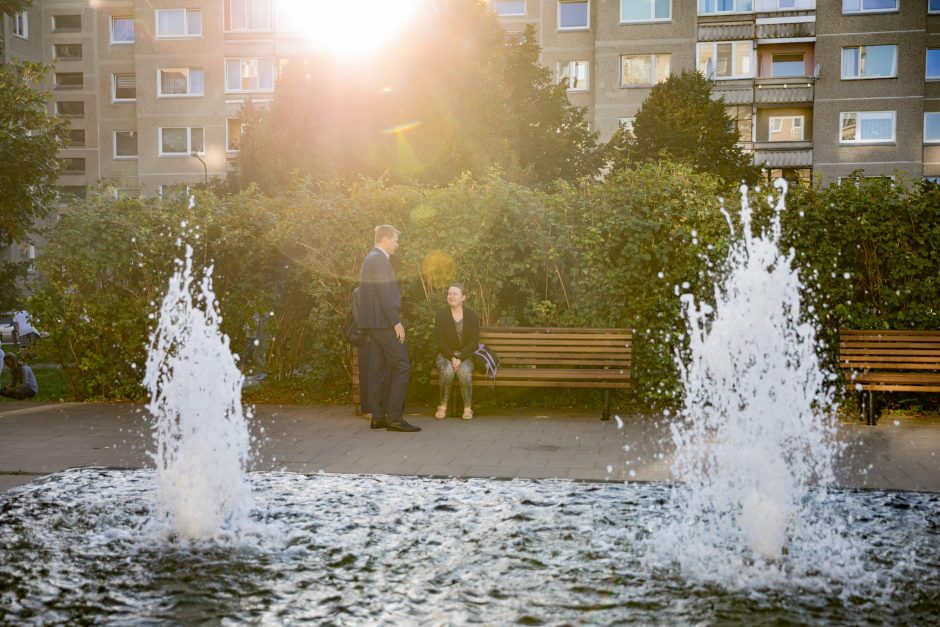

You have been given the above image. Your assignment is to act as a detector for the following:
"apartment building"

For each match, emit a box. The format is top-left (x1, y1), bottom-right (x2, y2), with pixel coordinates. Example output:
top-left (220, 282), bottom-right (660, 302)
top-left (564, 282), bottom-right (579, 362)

top-left (493, 0), bottom-right (940, 183)
top-left (2, 0), bottom-right (938, 200)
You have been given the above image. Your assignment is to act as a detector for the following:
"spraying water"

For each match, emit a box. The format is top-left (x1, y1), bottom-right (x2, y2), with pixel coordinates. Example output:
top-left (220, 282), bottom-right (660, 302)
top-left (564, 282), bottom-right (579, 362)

top-left (649, 180), bottom-right (854, 587)
top-left (144, 244), bottom-right (254, 540)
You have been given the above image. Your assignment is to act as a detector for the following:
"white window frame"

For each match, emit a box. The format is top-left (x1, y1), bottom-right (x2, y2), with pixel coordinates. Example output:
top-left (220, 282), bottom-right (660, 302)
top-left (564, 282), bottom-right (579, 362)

top-left (225, 57), bottom-right (276, 93)
top-left (770, 52), bottom-right (804, 77)
top-left (159, 127), bottom-right (205, 156)
top-left (13, 10), bottom-right (28, 39)
top-left (697, 41), bottom-right (754, 79)
top-left (558, 0), bottom-right (590, 31)
top-left (112, 73), bottom-right (136, 102)
top-left (113, 130), bottom-right (138, 160)
top-left (767, 115), bottom-right (805, 141)
top-left (698, 0), bottom-right (753, 15)
top-left (841, 45), bottom-right (898, 80)
top-left (618, 117), bottom-right (636, 134)
top-left (110, 16), bottom-right (134, 44)
top-left (620, 53), bottom-right (670, 87)
top-left (157, 68), bottom-right (204, 98)
top-left (842, 0), bottom-right (898, 14)
top-left (224, 0), bottom-right (274, 32)
top-left (924, 112), bottom-right (940, 144)
top-left (155, 9), bottom-right (202, 39)
top-left (763, 0), bottom-right (797, 9)
top-left (557, 60), bottom-right (589, 92)
top-left (620, 0), bottom-right (671, 23)
top-left (927, 49), bottom-right (940, 80)
top-left (839, 111), bottom-right (896, 144)
top-left (493, 0), bottom-right (527, 16)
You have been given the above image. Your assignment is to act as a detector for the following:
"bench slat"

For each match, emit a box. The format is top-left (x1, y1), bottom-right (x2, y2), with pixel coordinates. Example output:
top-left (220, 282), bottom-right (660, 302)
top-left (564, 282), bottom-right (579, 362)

top-left (499, 358), bottom-right (631, 366)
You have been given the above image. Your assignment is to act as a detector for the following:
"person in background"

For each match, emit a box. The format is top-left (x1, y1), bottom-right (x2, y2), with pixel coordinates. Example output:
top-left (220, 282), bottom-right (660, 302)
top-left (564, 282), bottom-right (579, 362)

top-left (1, 354), bottom-right (38, 400)
top-left (358, 225), bottom-right (419, 433)
top-left (434, 282), bottom-right (480, 420)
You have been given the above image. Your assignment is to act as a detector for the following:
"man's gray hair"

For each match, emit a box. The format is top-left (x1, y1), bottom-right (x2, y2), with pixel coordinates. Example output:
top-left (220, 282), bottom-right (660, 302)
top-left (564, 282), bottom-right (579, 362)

top-left (374, 224), bottom-right (401, 244)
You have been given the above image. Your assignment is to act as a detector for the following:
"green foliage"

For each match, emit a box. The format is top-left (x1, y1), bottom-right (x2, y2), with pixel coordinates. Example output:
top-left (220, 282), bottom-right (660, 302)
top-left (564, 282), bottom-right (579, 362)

top-left (607, 70), bottom-right (760, 187)
top-left (0, 0), bottom-right (30, 16)
top-left (780, 174), bottom-right (940, 371)
top-left (233, 3), bottom-right (599, 191)
top-left (0, 60), bottom-right (69, 305)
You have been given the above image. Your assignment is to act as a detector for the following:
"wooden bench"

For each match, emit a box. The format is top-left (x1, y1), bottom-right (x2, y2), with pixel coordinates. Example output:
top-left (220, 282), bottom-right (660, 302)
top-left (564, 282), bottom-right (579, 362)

top-left (431, 327), bottom-right (632, 420)
top-left (838, 329), bottom-right (940, 425)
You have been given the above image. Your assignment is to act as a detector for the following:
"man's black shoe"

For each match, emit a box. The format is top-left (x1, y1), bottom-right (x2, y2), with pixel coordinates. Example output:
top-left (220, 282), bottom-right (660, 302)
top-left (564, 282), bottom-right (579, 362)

top-left (370, 417), bottom-right (389, 430)
top-left (386, 419), bottom-right (421, 432)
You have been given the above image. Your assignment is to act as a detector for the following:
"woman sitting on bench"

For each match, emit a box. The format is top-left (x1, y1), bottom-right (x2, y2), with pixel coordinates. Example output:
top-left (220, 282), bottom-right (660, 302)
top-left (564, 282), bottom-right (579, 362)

top-left (434, 282), bottom-right (480, 420)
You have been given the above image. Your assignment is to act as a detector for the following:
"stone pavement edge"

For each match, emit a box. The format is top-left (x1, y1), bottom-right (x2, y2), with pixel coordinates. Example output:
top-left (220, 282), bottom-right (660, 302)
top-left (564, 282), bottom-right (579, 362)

top-left (0, 402), bottom-right (938, 493)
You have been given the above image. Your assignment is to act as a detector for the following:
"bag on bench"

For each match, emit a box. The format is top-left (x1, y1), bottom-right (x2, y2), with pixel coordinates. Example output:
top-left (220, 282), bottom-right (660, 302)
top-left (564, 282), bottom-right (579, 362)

top-left (472, 343), bottom-right (500, 386)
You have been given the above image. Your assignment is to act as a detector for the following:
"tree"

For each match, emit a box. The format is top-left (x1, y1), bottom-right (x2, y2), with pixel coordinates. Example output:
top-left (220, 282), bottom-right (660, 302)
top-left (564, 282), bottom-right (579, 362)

top-left (0, 59), bottom-right (69, 308)
top-left (605, 70), bottom-right (760, 186)
top-left (233, 1), bottom-right (599, 191)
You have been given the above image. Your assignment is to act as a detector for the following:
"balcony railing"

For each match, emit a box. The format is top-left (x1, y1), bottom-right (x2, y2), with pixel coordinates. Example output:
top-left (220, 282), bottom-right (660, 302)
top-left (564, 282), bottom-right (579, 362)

top-left (755, 76), bottom-right (814, 104)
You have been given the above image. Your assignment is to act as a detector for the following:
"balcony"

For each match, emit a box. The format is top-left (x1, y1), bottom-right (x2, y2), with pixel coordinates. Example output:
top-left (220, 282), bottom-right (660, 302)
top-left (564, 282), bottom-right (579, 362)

top-left (755, 19), bottom-right (815, 41)
top-left (754, 76), bottom-right (814, 104)
top-left (711, 79), bottom-right (755, 105)
top-left (753, 142), bottom-right (813, 168)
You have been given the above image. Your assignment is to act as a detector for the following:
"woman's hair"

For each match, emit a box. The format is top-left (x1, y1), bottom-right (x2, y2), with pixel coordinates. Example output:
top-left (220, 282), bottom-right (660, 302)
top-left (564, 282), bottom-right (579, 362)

top-left (447, 282), bottom-right (466, 296)
top-left (3, 353), bottom-right (17, 368)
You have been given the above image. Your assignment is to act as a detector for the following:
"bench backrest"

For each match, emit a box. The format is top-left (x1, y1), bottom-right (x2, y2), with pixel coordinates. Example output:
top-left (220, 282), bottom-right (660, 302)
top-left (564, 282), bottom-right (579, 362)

top-left (839, 329), bottom-right (940, 373)
top-left (479, 327), bottom-right (631, 369)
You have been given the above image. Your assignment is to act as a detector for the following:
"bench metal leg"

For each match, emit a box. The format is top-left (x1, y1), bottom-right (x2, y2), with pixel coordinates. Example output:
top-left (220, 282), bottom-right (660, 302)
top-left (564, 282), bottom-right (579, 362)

top-left (862, 390), bottom-right (880, 426)
top-left (601, 389), bottom-right (611, 421)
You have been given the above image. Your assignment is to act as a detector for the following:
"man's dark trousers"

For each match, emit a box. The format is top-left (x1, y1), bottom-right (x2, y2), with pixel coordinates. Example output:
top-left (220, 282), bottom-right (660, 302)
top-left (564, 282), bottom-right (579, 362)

top-left (367, 328), bottom-right (410, 422)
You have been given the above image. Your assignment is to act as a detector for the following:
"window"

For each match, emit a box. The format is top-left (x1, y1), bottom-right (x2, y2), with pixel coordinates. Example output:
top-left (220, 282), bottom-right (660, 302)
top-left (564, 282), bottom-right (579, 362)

top-left (53, 44), bottom-right (82, 60)
top-left (558, 0), bottom-right (589, 30)
top-left (925, 113), bottom-right (940, 143)
top-left (931, 0), bottom-right (940, 13)
top-left (225, 58), bottom-right (275, 92)
top-left (558, 60), bottom-right (589, 91)
top-left (224, 0), bottom-right (273, 31)
top-left (158, 68), bottom-right (204, 97)
top-left (768, 115), bottom-right (804, 141)
top-left (112, 73), bottom-right (136, 101)
top-left (621, 54), bottom-right (670, 86)
top-left (621, 0), bottom-right (670, 22)
top-left (13, 10), bottom-right (27, 38)
top-left (840, 111), bottom-right (895, 143)
top-left (68, 129), bottom-right (85, 147)
top-left (56, 101), bottom-right (84, 117)
top-left (227, 118), bottom-right (245, 151)
top-left (55, 72), bottom-right (83, 90)
top-left (771, 53), bottom-right (804, 77)
top-left (842, 0), bottom-right (897, 13)
top-left (61, 158), bottom-right (85, 174)
top-left (697, 42), bottom-right (753, 79)
top-left (764, 0), bottom-right (796, 8)
top-left (494, 1), bottom-right (526, 16)
top-left (927, 49), bottom-right (940, 79)
top-left (57, 185), bottom-right (87, 200)
top-left (159, 183), bottom-right (194, 198)
top-left (618, 117), bottom-right (636, 134)
top-left (841, 45), bottom-right (897, 79)
top-left (156, 9), bottom-right (202, 38)
top-left (111, 17), bottom-right (134, 43)
top-left (159, 127), bottom-right (205, 155)
top-left (52, 15), bottom-right (81, 32)
top-left (114, 131), bottom-right (138, 158)
top-left (699, 0), bottom-right (752, 14)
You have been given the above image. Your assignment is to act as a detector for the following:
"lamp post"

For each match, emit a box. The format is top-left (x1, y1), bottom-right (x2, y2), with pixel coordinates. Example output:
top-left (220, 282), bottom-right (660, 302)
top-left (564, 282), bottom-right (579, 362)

top-left (191, 151), bottom-right (208, 185)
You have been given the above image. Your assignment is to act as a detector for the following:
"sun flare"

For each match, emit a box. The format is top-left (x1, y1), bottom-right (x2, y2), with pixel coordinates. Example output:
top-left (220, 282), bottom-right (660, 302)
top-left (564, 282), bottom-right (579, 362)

top-left (279, 0), bottom-right (423, 57)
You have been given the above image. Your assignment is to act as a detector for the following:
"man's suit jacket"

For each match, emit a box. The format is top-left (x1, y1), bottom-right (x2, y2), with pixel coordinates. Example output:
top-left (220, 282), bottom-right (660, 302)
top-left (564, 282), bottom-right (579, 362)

top-left (359, 247), bottom-right (401, 329)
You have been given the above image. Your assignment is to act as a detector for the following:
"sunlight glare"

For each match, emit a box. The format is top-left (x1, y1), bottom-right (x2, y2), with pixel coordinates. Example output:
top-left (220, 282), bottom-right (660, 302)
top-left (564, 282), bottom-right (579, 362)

top-left (280, 0), bottom-right (423, 56)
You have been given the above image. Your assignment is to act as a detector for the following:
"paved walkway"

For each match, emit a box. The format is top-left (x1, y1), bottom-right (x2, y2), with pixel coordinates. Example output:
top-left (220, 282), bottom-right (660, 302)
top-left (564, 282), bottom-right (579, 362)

top-left (1, 402), bottom-right (938, 493)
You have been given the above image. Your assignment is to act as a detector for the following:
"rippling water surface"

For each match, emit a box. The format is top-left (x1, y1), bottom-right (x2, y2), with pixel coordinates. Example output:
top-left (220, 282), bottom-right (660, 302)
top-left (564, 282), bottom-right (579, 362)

top-left (1, 469), bottom-right (937, 624)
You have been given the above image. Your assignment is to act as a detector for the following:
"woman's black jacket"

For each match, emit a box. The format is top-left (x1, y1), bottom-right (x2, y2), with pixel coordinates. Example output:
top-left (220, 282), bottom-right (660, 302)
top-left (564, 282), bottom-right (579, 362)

top-left (434, 307), bottom-right (480, 361)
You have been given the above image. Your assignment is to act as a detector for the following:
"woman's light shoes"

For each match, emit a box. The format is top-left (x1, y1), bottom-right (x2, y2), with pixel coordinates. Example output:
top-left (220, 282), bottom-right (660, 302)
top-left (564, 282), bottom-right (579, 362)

top-left (434, 405), bottom-right (447, 420)
top-left (461, 408), bottom-right (473, 420)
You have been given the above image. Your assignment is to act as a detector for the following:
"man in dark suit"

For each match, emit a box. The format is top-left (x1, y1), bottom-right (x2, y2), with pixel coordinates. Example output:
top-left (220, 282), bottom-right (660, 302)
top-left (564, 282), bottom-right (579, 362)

top-left (358, 225), bottom-right (420, 432)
